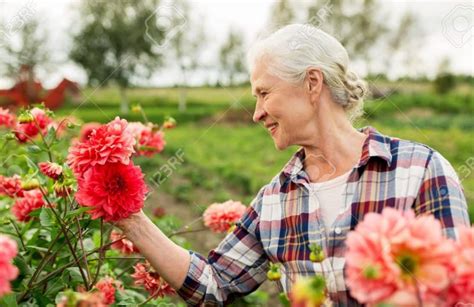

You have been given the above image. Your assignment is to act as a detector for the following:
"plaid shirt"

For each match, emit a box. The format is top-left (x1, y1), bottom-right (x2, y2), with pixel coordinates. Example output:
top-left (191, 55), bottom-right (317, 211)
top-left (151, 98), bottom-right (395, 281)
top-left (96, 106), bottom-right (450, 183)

top-left (177, 126), bottom-right (470, 306)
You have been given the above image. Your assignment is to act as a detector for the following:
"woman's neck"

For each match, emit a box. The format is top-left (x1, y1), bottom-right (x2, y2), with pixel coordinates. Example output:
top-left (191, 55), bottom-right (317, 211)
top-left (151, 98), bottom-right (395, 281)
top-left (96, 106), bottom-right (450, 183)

top-left (301, 119), bottom-right (368, 183)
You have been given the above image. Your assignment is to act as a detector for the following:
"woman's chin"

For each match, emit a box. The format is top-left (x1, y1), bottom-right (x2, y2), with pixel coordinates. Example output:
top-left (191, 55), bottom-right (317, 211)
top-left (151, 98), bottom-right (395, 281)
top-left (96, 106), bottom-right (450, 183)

top-left (273, 138), bottom-right (289, 151)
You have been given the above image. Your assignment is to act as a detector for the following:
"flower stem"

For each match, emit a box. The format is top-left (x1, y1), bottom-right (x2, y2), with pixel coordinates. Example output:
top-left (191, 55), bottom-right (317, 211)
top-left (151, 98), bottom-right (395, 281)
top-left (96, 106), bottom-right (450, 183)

top-left (30, 237), bottom-right (124, 290)
top-left (39, 187), bottom-right (90, 290)
top-left (169, 227), bottom-right (207, 238)
top-left (90, 219), bottom-right (104, 287)
top-left (76, 216), bottom-right (92, 286)
top-left (9, 218), bottom-right (26, 251)
top-left (33, 117), bottom-right (53, 162)
top-left (413, 278), bottom-right (424, 307)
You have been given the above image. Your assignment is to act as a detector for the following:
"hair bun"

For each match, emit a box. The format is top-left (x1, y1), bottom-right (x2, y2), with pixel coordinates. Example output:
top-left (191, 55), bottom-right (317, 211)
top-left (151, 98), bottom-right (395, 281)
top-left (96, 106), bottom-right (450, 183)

top-left (343, 70), bottom-right (368, 106)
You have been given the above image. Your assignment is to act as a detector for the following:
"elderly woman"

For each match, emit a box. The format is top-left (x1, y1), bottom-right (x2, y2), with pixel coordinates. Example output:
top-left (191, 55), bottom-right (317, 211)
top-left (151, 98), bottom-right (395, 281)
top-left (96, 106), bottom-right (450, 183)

top-left (117, 24), bottom-right (470, 306)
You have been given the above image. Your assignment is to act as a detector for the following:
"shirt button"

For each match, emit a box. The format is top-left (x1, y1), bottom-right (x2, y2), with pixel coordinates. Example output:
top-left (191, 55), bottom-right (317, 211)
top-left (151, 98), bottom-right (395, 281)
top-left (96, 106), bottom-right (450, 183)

top-left (334, 227), bottom-right (342, 234)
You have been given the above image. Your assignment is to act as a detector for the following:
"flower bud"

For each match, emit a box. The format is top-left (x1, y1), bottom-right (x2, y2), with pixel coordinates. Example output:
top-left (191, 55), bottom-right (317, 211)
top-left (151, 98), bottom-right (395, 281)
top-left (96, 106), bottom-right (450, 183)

top-left (290, 275), bottom-right (327, 306)
top-left (18, 112), bottom-right (34, 124)
top-left (267, 263), bottom-right (282, 281)
top-left (54, 181), bottom-right (73, 198)
top-left (309, 243), bottom-right (325, 262)
top-left (4, 133), bottom-right (16, 141)
top-left (21, 178), bottom-right (40, 191)
top-left (131, 105), bottom-right (142, 113)
top-left (163, 117), bottom-right (176, 129)
top-left (227, 224), bottom-right (236, 233)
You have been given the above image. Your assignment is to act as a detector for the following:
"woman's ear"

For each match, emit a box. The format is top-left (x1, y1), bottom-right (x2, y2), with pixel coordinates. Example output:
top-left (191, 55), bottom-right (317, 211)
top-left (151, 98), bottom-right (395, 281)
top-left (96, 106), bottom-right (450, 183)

top-left (306, 67), bottom-right (323, 105)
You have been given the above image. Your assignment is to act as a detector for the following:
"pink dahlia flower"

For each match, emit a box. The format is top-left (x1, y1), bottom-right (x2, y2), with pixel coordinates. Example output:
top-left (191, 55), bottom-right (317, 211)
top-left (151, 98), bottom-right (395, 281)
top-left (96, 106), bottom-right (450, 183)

top-left (0, 235), bottom-right (19, 297)
top-left (445, 226), bottom-right (474, 306)
top-left (203, 200), bottom-right (247, 233)
top-left (345, 207), bottom-right (455, 305)
top-left (127, 122), bottom-right (166, 157)
top-left (0, 107), bottom-right (16, 128)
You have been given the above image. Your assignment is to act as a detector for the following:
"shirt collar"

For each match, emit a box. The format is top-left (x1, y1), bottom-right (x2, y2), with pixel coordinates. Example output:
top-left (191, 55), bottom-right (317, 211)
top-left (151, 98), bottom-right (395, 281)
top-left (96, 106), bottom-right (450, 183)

top-left (279, 126), bottom-right (393, 185)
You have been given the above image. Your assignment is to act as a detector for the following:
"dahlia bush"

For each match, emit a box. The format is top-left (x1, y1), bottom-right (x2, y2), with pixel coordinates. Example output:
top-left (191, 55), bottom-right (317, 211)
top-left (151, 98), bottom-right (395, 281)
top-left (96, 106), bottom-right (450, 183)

top-left (0, 104), bottom-right (184, 306)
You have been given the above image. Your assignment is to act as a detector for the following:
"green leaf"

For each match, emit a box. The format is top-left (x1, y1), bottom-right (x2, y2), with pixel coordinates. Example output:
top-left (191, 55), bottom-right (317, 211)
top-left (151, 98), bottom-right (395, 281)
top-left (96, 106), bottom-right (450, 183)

top-left (29, 209), bottom-right (42, 217)
top-left (0, 293), bottom-right (18, 307)
top-left (115, 289), bottom-right (146, 305)
top-left (64, 267), bottom-right (84, 283)
top-left (33, 289), bottom-right (54, 306)
top-left (65, 207), bottom-right (92, 219)
top-left (44, 127), bottom-right (57, 144)
top-left (278, 292), bottom-right (291, 307)
top-left (25, 156), bottom-right (39, 172)
top-left (40, 208), bottom-right (54, 227)
top-left (26, 245), bottom-right (49, 252)
top-left (13, 255), bottom-right (32, 276)
top-left (26, 145), bottom-right (42, 153)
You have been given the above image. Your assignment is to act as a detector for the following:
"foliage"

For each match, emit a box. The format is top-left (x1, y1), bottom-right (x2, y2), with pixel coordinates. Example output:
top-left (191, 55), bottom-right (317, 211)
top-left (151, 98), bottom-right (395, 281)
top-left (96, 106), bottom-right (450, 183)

top-left (70, 0), bottom-right (163, 112)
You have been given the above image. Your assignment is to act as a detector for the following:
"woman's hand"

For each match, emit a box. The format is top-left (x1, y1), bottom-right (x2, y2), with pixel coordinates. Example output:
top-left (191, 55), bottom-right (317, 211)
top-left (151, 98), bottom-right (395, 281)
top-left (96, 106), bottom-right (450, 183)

top-left (111, 210), bottom-right (191, 290)
top-left (113, 210), bottom-right (146, 232)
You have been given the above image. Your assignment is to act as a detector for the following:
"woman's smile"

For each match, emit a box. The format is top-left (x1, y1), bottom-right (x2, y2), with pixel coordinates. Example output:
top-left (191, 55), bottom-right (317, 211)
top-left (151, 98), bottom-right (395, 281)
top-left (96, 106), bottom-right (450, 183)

top-left (265, 122), bottom-right (279, 135)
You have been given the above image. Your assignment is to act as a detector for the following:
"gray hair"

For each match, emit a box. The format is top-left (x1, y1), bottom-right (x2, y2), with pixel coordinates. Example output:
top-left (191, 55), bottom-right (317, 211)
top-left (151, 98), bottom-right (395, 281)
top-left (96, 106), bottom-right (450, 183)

top-left (247, 24), bottom-right (367, 122)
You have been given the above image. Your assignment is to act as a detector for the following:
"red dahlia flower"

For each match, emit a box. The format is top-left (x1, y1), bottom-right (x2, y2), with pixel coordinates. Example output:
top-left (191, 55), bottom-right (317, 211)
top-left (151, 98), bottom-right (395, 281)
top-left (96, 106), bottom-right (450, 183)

top-left (38, 161), bottom-right (63, 180)
top-left (14, 107), bottom-right (53, 143)
top-left (11, 190), bottom-right (45, 222)
top-left (78, 122), bottom-right (101, 142)
top-left (131, 262), bottom-right (176, 299)
top-left (94, 277), bottom-right (122, 305)
top-left (110, 230), bottom-right (140, 255)
top-left (67, 117), bottom-right (135, 177)
top-left (75, 162), bottom-right (147, 222)
top-left (0, 175), bottom-right (24, 198)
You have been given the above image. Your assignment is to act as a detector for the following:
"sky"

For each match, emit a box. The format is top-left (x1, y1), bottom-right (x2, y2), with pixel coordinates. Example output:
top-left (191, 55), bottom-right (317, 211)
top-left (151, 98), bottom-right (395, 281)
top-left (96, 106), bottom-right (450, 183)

top-left (0, 0), bottom-right (472, 88)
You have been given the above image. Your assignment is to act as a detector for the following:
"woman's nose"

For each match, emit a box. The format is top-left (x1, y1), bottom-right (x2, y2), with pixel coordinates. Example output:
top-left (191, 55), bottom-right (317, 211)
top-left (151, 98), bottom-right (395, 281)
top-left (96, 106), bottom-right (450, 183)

top-left (253, 103), bottom-right (267, 123)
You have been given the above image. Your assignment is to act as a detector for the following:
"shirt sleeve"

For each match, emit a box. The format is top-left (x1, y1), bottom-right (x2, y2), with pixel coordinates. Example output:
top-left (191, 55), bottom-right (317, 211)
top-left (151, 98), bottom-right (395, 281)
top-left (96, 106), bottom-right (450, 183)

top-left (176, 190), bottom-right (270, 306)
top-left (413, 150), bottom-right (471, 240)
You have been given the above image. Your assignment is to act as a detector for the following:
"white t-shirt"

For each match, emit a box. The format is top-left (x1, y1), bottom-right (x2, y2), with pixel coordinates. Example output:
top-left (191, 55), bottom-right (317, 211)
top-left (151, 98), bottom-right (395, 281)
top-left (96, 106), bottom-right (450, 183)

top-left (308, 168), bottom-right (353, 230)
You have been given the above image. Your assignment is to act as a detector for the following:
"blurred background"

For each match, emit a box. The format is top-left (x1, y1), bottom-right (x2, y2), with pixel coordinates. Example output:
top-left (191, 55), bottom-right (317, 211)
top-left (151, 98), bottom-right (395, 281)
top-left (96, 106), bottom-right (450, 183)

top-left (0, 0), bottom-right (473, 303)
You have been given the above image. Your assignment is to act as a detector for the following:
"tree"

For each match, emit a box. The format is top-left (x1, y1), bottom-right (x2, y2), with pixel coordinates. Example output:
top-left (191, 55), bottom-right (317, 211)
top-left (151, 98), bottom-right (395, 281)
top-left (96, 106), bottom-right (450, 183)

top-left (383, 11), bottom-right (421, 77)
top-left (219, 29), bottom-right (246, 87)
top-left (0, 17), bottom-right (50, 103)
top-left (70, 1), bottom-right (163, 113)
top-left (267, 0), bottom-right (295, 30)
top-left (434, 57), bottom-right (456, 94)
top-left (166, 0), bottom-right (206, 112)
top-left (306, 0), bottom-right (389, 75)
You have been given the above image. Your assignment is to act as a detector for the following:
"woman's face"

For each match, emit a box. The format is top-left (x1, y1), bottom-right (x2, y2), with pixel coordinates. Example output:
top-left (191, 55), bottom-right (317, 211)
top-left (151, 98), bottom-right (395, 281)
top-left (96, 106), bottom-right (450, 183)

top-left (251, 59), bottom-right (317, 150)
